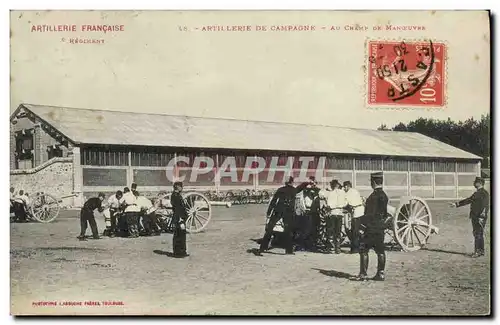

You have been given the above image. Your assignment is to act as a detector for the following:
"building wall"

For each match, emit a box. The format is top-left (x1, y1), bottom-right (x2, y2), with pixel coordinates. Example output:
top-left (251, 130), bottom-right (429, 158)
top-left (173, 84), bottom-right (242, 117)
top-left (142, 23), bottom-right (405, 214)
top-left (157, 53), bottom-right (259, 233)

top-left (10, 113), bottom-right (70, 170)
top-left (79, 146), bottom-right (480, 200)
top-left (10, 158), bottom-right (74, 208)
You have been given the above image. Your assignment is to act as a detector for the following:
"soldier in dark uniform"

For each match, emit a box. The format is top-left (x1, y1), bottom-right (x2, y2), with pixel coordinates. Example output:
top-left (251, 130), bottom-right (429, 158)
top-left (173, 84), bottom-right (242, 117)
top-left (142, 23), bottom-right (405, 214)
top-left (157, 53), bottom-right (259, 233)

top-left (78, 193), bottom-right (105, 241)
top-left (170, 181), bottom-right (189, 258)
top-left (255, 176), bottom-right (311, 256)
top-left (352, 172), bottom-right (388, 281)
top-left (450, 177), bottom-right (490, 257)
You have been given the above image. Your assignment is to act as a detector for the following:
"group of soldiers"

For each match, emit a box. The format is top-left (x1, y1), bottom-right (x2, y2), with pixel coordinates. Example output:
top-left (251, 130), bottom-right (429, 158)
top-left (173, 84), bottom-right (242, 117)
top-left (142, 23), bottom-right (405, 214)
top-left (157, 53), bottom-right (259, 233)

top-left (77, 183), bottom-right (157, 240)
top-left (10, 187), bottom-right (31, 223)
top-left (11, 168), bottom-right (489, 268)
top-left (78, 182), bottom-right (190, 258)
top-left (256, 172), bottom-right (490, 281)
top-left (259, 175), bottom-right (366, 256)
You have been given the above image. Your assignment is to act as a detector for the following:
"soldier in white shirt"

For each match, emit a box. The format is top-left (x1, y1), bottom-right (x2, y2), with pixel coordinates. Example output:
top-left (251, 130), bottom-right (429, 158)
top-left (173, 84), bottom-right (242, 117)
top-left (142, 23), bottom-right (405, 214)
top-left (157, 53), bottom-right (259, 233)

top-left (12, 189), bottom-right (30, 223)
top-left (103, 190), bottom-right (124, 237)
top-left (122, 188), bottom-right (141, 238)
top-left (135, 193), bottom-right (160, 236)
top-left (318, 180), bottom-right (346, 253)
top-left (328, 180), bottom-right (346, 254)
top-left (343, 181), bottom-right (365, 254)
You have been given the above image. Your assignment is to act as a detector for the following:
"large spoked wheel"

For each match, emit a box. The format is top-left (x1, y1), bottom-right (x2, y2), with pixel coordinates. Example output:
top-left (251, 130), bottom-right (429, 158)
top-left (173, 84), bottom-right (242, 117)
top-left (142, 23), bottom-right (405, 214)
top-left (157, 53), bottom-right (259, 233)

top-left (225, 191), bottom-right (234, 203)
top-left (261, 190), bottom-right (270, 204)
top-left (184, 192), bottom-right (212, 234)
top-left (29, 193), bottom-right (61, 223)
top-left (393, 196), bottom-right (432, 252)
top-left (155, 210), bottom-right (174, 233)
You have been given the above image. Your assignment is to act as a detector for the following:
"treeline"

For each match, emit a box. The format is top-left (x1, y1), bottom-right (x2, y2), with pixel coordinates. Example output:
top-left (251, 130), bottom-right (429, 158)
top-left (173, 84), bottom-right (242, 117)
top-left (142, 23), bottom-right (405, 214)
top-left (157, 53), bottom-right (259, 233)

top-left (378, 114), bottom-right (490, 168)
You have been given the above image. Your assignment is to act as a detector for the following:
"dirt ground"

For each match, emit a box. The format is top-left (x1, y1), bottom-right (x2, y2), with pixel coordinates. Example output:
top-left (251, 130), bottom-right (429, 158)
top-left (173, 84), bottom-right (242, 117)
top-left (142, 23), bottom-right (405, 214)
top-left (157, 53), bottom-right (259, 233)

top-left (10, 200), bottom-right (491, 316)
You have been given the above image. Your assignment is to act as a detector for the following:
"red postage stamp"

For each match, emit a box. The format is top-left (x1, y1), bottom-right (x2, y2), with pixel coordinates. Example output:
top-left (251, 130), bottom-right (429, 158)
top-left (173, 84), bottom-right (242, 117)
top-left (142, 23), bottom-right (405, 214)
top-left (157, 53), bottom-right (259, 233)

top-left (367, 40), bottom-right (446, 107)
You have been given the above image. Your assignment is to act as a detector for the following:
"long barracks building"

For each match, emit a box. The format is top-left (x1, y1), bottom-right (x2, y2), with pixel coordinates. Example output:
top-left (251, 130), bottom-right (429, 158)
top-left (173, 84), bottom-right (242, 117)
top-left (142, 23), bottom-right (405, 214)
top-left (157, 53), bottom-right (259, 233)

top-left (10, 104), bottom-right (482, 207)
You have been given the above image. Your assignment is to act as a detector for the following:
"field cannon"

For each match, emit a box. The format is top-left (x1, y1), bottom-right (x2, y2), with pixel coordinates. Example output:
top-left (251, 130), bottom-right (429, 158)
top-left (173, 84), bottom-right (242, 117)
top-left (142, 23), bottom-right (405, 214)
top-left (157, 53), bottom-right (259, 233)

top-left (11, 192), bottom-right (76, 223)
top-left (266, 195), bottom-right (439, 252)
top-left (150, 192), bottom-right (214, 234)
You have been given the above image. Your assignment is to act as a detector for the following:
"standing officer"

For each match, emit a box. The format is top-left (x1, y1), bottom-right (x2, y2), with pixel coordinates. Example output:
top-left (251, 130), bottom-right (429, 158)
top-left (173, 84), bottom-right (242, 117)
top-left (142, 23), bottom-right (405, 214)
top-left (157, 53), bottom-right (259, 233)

top-left (256, 176), bottom-right (311, 256)
top-left (343, 181), bottom-right (365, 254)
top-left (78, 193), bottom-right (105, 241)
top-left (170, 181), bottom-right (189, 257)
top-left (352, 172), bottom-right (388, 281)
top-left (450, 177), bottom-right (490, 257)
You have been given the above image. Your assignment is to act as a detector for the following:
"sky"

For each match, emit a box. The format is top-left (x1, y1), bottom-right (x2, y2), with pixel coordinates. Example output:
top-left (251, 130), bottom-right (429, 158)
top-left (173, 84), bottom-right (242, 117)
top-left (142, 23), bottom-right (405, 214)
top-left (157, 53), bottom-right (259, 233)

top-left (10, 10), bottom-right (490, 130)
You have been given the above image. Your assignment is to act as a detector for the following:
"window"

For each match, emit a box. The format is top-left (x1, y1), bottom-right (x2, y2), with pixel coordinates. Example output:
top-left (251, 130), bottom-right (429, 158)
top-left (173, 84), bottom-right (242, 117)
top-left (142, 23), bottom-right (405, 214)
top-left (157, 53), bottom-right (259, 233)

top-left (47, 146), bottom-right (63, 160)
top-left (434, 161), bottom-right (456, 173)
top-left (383, 159), bottom-right (408, 171)
top-left (457, 162), bottom-right (477, 173)
top-left (410, 160), bottom-right (433, 172)
top-left (15, 132), bottom-right (34, 165)
top-left (16, 135), bottom-right (33, 152)
top-left (81, 147), bottom-right (129, 166)
top-left (325, 156), bottom-right (354, 170)
top-left (355, 158), bottom-right (382, 171)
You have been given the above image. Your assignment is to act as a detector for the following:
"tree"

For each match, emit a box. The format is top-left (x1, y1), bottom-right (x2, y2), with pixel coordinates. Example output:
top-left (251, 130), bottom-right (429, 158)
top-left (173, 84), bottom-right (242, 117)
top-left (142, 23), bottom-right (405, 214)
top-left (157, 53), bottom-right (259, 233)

top-left (377, 124), bottom-right (389, 131)
top-left (384, 114), bottom-right (490, 168)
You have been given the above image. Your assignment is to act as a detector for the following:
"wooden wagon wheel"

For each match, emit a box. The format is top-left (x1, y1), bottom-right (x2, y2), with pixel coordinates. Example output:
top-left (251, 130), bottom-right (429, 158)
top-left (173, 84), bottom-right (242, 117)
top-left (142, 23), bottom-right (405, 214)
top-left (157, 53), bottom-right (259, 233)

top-left (261, 190), bottom-right (270, 203)
top-left (239, 191), bottom-right (250, 205)
top-left (184, 192), bottom-right (212, 234)
top-left (29, 193), bottom-right (61, 223)
top-left (393, 196), bottom-right (432, 252)
top-left (225, 191), bottom-right (235, 203)
top-left (154, 209), bottom-right (174, 233)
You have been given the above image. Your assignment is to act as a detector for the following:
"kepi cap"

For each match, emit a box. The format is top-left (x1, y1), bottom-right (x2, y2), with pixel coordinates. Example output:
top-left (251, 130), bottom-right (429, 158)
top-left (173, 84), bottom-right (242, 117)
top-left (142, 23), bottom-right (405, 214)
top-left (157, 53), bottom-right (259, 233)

top-left (474, 177), bottom-right (485, 185)
top-left (371, 171), bottom-right (383, 185)
top-left (330, 179), bottom-right (340, 187)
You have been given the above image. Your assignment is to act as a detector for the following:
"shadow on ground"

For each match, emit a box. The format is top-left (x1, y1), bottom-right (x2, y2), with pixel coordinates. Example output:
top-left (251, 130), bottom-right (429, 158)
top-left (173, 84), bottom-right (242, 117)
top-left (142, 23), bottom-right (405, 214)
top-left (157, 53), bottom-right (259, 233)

top-left (153, 250), bottom-right (177, 257)
top-left (420, 247), bottom-right (470, 256)
top-left (153, 250), bottom-right (191, 258)
top-left (311, 268), bottom-right (354, 279)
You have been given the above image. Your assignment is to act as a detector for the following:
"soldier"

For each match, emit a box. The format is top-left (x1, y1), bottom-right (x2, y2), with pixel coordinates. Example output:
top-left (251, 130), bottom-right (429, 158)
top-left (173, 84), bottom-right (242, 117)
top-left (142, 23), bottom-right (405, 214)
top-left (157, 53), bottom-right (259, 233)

top-left (256, 176), bottom-right (311, 256)
top-left (170, 181), bottom-right (189, 257)
top-left (10, 187), bottom-right (16, 214)
top-left (343, 181), bottom-right (365, 254)
top-left (12, 190), bottom-right (30, 223)
top-left (78, 193), bottom-right (105, 241)
top-left (103, 190), bottom-right (123, 237)
top-left (352, 172), bottom-right (388, 281)
top-left (136, 193), bottom-right (158, 236)
top-left (122, 188), bottom-right (141, 238)
top-left (450, 177), bottom-right (490, 257)
top-left (317, 180), bottom-right (345, 253)
top-left (328, 180), bottom-right (346, 254)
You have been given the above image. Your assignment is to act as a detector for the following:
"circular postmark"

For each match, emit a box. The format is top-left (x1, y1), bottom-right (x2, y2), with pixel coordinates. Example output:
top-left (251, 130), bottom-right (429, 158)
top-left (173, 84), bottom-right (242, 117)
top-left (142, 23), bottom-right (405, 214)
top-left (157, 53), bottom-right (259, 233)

top-left (367, 39), bottom-right (445, 106)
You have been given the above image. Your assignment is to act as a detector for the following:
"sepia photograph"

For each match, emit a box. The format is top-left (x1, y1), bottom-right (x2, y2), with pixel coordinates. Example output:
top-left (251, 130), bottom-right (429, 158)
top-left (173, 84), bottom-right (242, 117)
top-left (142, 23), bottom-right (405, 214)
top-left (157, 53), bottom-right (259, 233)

top-left (8, 9), bottom-right (491, 316)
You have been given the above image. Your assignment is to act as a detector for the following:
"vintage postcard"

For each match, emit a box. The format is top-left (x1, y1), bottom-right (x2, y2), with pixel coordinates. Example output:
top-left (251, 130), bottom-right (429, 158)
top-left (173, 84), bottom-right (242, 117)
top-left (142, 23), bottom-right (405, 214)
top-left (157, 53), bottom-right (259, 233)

top-left (9, 10), bottom-right (491, 315)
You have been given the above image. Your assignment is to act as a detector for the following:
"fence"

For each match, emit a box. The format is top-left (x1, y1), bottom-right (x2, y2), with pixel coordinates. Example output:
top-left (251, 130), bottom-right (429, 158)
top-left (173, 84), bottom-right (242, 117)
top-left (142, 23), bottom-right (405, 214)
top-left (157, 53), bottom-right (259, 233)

top-left (79, 148), bottom-right (480, 199)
